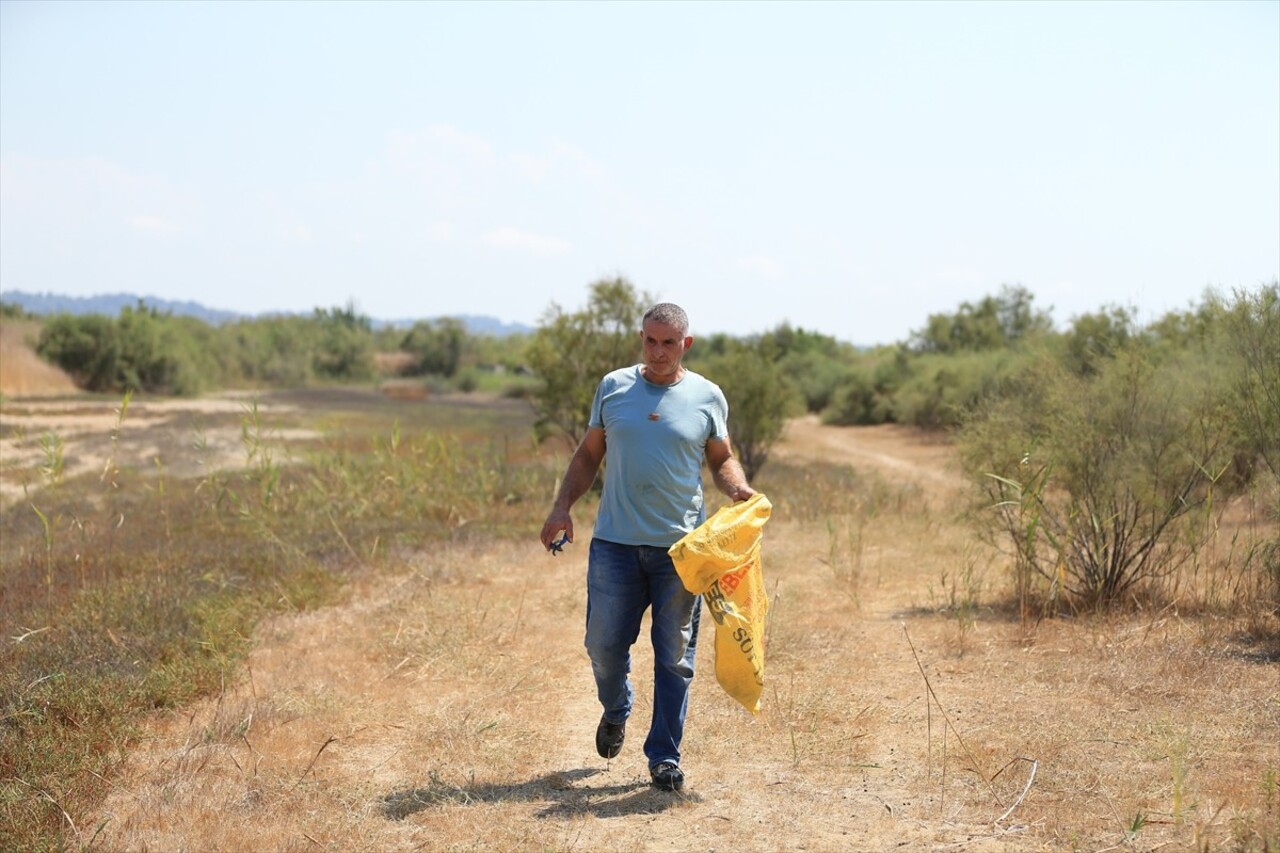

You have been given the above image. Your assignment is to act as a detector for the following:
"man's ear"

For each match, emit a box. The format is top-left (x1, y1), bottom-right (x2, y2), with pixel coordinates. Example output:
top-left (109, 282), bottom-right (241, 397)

top-left (684, 335), bottom-right (694, 351)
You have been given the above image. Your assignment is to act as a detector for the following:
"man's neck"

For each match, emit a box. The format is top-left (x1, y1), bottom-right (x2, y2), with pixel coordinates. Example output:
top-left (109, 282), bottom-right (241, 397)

top-left (642, 365), bottom-right (685, 386)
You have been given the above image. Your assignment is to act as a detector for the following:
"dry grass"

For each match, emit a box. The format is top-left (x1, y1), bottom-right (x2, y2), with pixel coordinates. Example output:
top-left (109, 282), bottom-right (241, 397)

top-left (64, 419), bottom-right (1279, 852)
top-left (0, 320), bottom-right (77, 398)
top-left (3, 319), bottom-right (1273, 849)
top-left (374, 351), bottom-right (417, 377)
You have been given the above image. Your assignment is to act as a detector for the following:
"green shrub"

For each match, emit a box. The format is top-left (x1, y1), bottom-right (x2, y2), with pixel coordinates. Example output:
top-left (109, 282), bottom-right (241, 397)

top-left (36, 313), bottom-right (122, 390)
top-left (823, 363), bottom-right (895, 425)
top-left (910, 284), bottom-right (1053, 355)
top-left (1220, 283), bottom-right (1280, 611)
top-left (698, 343), bottom-right (804, 480)
top-left (958, 344), bottom-right (1244, 609)
top-left (1, 300), bottom-right (32, 320)
top-left (224, 316), bottom-right (316, 386)
top-left (35, 306), bottom-right (217, 395)
top-left (310, 303), bottom-right (375, 380)
top-left (1221, 283), bottom-right (1280, 484)
top-left (763, 324), bottom-right (856, 413)
top-left (527, 276), bottom-right (653, 448)
top-left (1062, 305), bottom-right (1136, 376)
top-left (401, 317), bottom-right (466, 377)
top-left (893, 349), bottom-right (1028, 429)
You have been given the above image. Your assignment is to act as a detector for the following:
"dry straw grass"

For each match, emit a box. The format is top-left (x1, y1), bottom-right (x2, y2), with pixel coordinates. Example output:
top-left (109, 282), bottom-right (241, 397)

top-left (70, 420), bottom-right (1277, 852)
top-left (3, 390), bottom-right (1276, 852)
top-left (0, 320), bottom-right (77, 398)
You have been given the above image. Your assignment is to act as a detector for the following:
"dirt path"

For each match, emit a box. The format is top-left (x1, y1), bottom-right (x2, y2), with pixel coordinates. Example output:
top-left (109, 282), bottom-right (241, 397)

top-left (82, 419), bottom-right (1279, 852)
top-left (779, 416), bottom-right (964, 502)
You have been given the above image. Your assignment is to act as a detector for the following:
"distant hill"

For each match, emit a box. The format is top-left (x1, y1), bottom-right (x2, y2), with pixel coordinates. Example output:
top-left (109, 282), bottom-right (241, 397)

top-left (446, 314), bottom-right (535, 337)
top-left (372, 314), bottom-right (534, 336)
top-left (0, 290), bottom-right (533, 337)
top-left (2, 290), bottom-right (245, 325)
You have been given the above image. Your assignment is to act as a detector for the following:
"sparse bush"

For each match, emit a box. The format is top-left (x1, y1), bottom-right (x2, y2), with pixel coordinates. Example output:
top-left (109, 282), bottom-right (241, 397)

top-left (35, 312), bottom-right (122, 390)
top-left (1062, 305), bottom-right (1136, 376)
top-left (1221, 283), bottom-right (1280, 610)
top-left (116, 306), bottom-right (220, 395)
top-left (695, 324), bottom-right (857, 416)
top-left (784, 348), bottom-right (851, 413)
top-left (893, 349), bottom-right (1028, 429)
top-left (35, 305), bottom-right (217, 395)
top-left (223, 315), bottom-right (316, 386)
top-left (762, 324), bottom-right (856, 413)
top-left (526, 276), bottom-right (653, 448)
top-left (310, 302), bottom-right (375, 380)
top-left (1, 300), bottom-right (32, 320)
top-left (959, 344), bottom-right (1243, 610)
top-left (910, 284), bottom-right (1053, 355)
top-left (401, 317), bottom-right (466, 378)
top-left (824, 362), bottom-right (896, 425)
top-left (697, 342), bottom-right (804, 480)
top-left (1142, 289), bottom-right (1228, 354)
top-left (1222, 284), bottom-right (1280, 484)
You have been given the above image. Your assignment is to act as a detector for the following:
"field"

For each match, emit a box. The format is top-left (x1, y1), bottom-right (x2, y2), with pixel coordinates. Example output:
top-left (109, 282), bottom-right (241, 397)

top-left (1, 385), bottom-right (1277, 852)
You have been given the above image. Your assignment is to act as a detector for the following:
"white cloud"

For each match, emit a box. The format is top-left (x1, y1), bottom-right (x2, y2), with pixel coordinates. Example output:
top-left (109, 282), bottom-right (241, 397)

top-left (737, 254), bottom-right (785, 279)
top-left (481, 227), bottom-right (571, 258)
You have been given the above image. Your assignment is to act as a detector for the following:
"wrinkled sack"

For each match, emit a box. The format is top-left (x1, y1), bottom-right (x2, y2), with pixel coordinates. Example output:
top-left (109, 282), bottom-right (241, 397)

top-left (669, 493), bottom-right (772, 714)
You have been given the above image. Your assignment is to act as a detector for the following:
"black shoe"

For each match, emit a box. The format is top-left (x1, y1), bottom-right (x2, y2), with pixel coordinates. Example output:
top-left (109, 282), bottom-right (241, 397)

top-left (595, 716), bottom-right (625, 759)
top-left (650, 761), bottom-right (684, 792)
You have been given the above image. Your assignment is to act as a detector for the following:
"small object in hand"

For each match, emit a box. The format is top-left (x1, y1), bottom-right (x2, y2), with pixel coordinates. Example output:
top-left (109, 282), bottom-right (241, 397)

top-left (549, 533), bottom-right (569, 555)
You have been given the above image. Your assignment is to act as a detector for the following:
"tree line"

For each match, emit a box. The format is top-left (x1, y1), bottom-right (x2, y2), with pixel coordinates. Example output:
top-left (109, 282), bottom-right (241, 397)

top-left (5, 277), bottom-right (1277, 612)
top-left (6, 280), bottom-right (1277, 481)
top-left (524, 277), bottom-right (1278, 613)
top-left (1, 299), bottom-right (529, 398)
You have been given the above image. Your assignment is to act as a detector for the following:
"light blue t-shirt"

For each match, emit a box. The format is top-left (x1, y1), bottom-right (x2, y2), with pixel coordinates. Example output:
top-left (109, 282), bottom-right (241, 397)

top-left (589, 365), bottom-right (729, 547)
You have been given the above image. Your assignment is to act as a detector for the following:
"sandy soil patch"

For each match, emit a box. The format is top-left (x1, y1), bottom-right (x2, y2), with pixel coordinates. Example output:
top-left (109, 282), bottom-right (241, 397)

top-left (0, 394), bottom-right (317, 508)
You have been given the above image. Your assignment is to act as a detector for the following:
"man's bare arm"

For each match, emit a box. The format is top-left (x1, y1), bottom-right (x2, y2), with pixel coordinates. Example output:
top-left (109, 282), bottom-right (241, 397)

top-left (706, 436), bottom-right (755, 502)
top-left (540, 427), bottom-right (606, 550)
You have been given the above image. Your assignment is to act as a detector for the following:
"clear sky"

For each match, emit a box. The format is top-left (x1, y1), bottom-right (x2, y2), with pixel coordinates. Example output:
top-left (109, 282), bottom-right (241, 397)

top-left (2, 0), bottom-right (1277, 345)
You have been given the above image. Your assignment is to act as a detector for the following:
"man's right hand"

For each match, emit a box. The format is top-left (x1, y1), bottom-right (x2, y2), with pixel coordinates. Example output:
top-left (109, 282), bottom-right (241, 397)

top-left (540, 509), bottom-right (574, 553)
top-left (540, 427), bottom-right (604, 554)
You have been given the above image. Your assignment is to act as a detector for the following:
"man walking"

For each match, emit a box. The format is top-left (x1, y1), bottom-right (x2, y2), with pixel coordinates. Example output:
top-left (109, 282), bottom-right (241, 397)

top-left (540, 302), bottom-right (755, 793)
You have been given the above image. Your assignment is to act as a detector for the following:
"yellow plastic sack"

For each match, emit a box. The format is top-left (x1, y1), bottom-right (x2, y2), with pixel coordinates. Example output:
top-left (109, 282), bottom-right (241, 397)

top-left (668, 493), bottom-right (772, 714)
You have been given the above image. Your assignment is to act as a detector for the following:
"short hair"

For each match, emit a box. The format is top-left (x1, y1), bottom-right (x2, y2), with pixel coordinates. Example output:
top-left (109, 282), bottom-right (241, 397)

top-left (643, 303), bottom-right (689, 336)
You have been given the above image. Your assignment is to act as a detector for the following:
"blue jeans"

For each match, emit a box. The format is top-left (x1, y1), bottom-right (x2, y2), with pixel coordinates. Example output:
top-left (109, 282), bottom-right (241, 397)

top-left (585, 538), bottom-right (701, 768)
